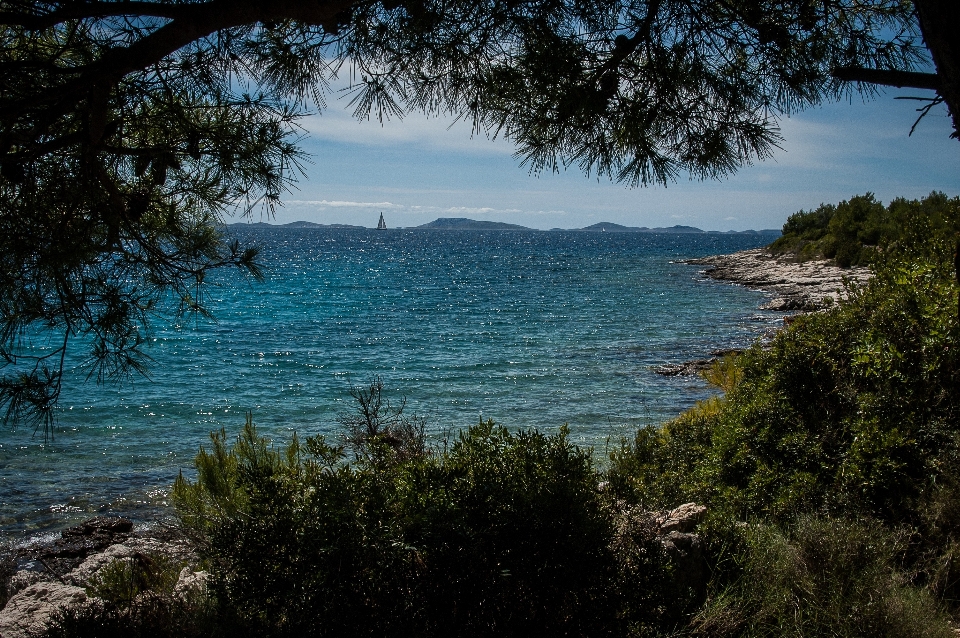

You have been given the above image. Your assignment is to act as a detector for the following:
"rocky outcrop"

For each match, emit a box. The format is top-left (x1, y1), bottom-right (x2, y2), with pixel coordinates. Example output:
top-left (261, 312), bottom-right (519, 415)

top-left (653, 250), bottom-right (872, 376)
top-left (651, 503), bottom-right (707, 593)
top-left (654, 349), bottom-right (743, 377)
top-left (685, 248), bottom-right (872, 311)
top-left (32, 516), bottom-right (134, 576)
top-left (64, 536), bottom-right (197, 587)
top-left (0, 517), bottom-right (203, 638)
top-left (0, 582), bottom-right (92, 638)
top-left (611, 502), bottom-right (709, 596)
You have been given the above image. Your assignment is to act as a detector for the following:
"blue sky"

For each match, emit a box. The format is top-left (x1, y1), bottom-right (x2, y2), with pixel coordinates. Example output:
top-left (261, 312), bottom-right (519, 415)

top-left (260, 88), bottom-right (960, 231)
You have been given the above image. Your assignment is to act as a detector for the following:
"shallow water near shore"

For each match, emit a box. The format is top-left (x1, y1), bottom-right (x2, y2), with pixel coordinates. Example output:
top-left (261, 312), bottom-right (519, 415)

top-left (0, 229), bottom-right (781, 541)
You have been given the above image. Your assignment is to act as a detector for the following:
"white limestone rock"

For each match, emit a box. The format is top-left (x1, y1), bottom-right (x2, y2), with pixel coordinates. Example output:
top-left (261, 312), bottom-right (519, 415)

top-left (686, 248), bottom-right (872, 311)
top-left (0, 581), bottom-right (96, 638)
top-left (174, 567), bottom-right (209, 598)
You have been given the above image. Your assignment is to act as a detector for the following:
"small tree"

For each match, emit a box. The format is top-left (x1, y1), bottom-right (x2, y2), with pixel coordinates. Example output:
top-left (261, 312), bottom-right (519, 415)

top-left (337, 377), bottom-right (427, 464)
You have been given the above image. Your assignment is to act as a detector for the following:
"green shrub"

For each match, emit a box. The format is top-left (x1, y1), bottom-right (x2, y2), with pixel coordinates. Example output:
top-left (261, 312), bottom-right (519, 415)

top-left (86, 554), bottom-right (184, 607)
top-left (611, 207), bottom-right (960, 620)
top-left (44, 598), bottom-right (218, 638)
top-left (770, 191), bottom-right (959, 267)
top-left (173, 412), bottom-right (689, 637)
top-left (692, 516), bottom-right (954, 638)
top-left (620, 213), bottom-right (959, 518)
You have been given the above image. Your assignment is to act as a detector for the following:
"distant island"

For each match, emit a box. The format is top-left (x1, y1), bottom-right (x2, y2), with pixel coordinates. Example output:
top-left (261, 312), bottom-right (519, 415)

top-left (572, 222), bottom-right (781, 235)
top-left (229, 218), bottom-right (780, 235)
top-left (415, 218), bottom-right (531, 230)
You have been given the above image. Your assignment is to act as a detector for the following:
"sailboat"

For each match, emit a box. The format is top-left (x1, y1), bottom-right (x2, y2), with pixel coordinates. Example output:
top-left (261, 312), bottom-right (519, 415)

top-left (376, 212), bottom-right (387, 230)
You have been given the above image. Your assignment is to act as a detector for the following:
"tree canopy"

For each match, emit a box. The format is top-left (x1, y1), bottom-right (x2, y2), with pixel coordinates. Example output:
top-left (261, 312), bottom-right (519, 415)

top-left (0, 0), bottom-right (955, 427)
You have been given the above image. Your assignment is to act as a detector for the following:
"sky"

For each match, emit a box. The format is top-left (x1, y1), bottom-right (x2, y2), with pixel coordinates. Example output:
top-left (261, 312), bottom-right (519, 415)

top-left (256, 88), bottom-right (960, 232)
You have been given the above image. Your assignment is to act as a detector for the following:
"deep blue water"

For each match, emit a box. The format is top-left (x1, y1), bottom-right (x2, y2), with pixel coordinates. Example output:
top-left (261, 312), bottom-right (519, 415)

top-left (0, 229), bottom-right (781, 540)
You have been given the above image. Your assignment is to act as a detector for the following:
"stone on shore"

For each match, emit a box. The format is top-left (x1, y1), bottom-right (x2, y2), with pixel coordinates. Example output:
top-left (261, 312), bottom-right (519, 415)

top-left (1, 517), bottom-right (203, 636)
top-left (0, 582), bottom-right (93, 638)
top-left (653, 249), bottom-right (873, 376)
top-left (611, 501), bottom-right (709, 596)
top-left (685, 248), bottom-right (871, 311)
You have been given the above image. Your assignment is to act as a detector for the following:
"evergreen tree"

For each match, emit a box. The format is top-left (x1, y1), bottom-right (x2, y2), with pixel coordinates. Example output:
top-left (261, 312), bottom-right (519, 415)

top-left (0, 1), bottom-right (953, 425)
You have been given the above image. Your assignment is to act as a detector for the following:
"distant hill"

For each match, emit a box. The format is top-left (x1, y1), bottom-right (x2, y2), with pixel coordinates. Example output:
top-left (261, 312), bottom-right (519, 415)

top-left (226, 219), bottom-right (781, 235)
top-left (228, 221), bottom-right (366, 229)
top-left (415, 218), bottom-right (531, 230)
top-left (577, 222), bottom-right (650, 232)
top-left (574, 223), bottom-right (780, 235)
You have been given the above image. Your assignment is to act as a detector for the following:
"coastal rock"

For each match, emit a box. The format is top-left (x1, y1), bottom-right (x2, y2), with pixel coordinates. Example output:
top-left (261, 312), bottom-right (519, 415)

top-left (174, 567), bottom-right (209, 597)
top-left (654, 250), bottom-right (871, 376)
top-left (4, 571), bottom-right (43, 600)
top-left (658, 503), bottom-right (707, 534)
top-left (654, 504), bottom-right (708, 594)
top-left (0, 518), bottom-right (202, 633)
top-left (64, 536), bottom-right (196, 587)
top-left (654, 359), bottom-right (715, 376)
top-left (654, 349), bottom-right (744, 377)
top-left (0, 581), bottom-right (95, 638)
top-left (611, 502), bottom-right (709, 595)
top-left (685, 248), bottom-right (871, 311)
top-left (33, 517), bottom-right (134, 576)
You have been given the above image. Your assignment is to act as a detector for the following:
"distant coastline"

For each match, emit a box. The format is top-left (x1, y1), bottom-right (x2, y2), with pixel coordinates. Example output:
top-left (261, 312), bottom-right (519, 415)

top-left (229, 217), bottom-right (782, 235)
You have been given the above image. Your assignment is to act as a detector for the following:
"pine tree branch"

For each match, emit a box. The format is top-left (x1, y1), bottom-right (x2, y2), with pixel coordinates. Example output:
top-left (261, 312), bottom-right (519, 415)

top-left (0, 1), bottom-right (194, 29)
top-left (0, 0), bottom-right (358, 133)
top-left (832, 66), bottom-right (941, 91)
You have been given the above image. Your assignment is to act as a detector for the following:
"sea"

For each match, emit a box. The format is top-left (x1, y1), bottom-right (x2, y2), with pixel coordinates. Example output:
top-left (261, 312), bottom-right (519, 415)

top-left (0, 228), bottom-right (783, 542)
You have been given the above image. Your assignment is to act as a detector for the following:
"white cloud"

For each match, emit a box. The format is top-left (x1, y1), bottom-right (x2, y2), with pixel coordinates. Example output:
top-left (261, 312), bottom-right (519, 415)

top-left (301, 107), bottom-right (512, 156)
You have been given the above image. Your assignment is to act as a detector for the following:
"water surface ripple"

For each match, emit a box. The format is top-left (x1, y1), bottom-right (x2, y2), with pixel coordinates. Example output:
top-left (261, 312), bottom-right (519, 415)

top-left (0, 229), bottom-right (779, 538)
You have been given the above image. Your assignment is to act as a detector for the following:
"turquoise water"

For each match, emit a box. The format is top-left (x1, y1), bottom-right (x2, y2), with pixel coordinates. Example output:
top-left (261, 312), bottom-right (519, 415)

top-left (0, 229), bottom-right (780, 539)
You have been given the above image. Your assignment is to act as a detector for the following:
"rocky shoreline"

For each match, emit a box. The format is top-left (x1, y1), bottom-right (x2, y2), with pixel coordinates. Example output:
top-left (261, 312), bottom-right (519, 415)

top-left (685, 248), bottom-right (872, 312)
top-left (0, 517), bottom-right (205, 638)
top-left (654, 248), bottom-right (872, 376)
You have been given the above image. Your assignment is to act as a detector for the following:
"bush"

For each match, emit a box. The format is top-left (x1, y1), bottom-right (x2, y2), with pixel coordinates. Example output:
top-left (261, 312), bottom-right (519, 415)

top-left (692, 517), bottom-right (953, 638)
top-left (610, 205), bottom-right (960, 624)
top-left (769, 191), bottom-right (959, 267)
top-left (172, 410), bottom-right (688, 637)
top-left (616, 215), bottom-right (959, 518)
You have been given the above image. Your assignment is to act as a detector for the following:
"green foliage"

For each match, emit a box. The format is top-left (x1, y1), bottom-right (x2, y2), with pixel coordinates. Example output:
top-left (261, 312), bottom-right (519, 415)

top-left (44, 597), bottom-right (218, 638)
top-left (692, 517), bottom-right (953, 638)
top-left (173, 415), bottom-right (685, 637)
top-left (616, 227), bottom-right (959, 520)
top-left (608, 406), bottom-right (716, 511)
top-left (769, 192), bottom-right (960, 267)
top-left (87, 554), bottom-right (184, 607)
top-left (609, 193), bottom-right (960, 635)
